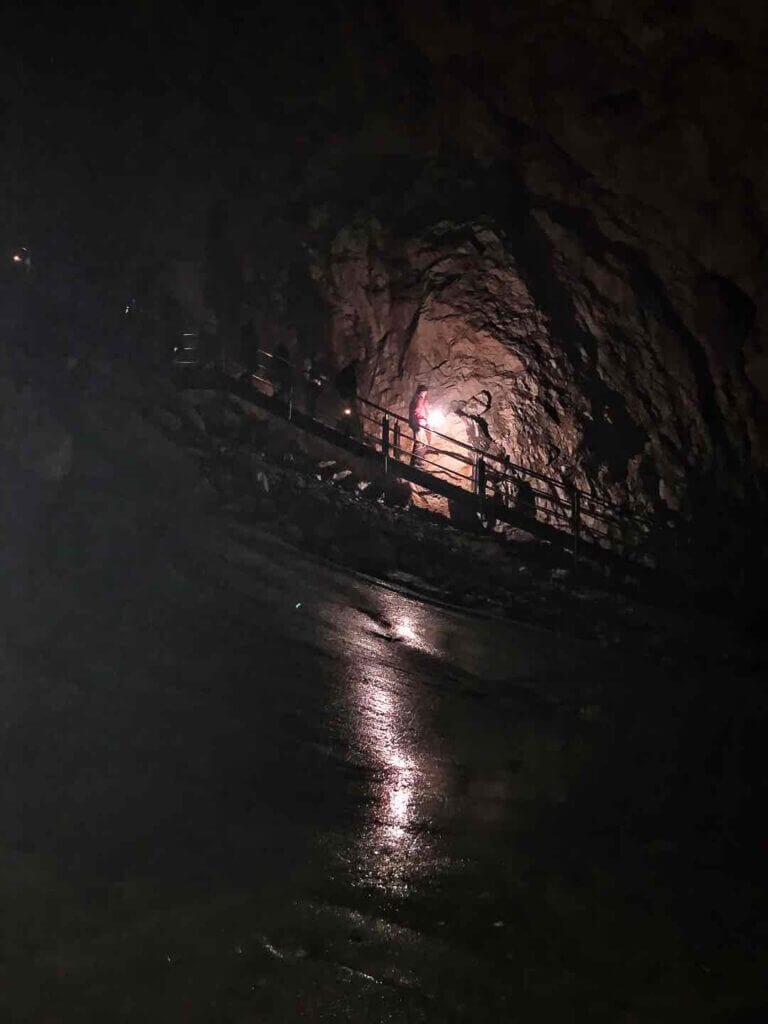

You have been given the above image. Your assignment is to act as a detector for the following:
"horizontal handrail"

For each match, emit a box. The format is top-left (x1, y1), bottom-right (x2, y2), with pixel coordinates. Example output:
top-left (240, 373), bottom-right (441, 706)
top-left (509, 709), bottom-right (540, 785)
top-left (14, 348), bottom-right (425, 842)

top-left (243, 349), bottom-right (651, 542)
top-left (321, 377), bottom-right (644, 523)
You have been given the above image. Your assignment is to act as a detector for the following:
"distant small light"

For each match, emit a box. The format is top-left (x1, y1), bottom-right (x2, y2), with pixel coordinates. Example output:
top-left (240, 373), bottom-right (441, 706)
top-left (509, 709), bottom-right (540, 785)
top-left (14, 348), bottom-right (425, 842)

top-left (295, 601), bottom-right (302, 609)
top-left (343, 407), bottom-right (352, 415)
top-left (12, 254), bottom-right (22, 262)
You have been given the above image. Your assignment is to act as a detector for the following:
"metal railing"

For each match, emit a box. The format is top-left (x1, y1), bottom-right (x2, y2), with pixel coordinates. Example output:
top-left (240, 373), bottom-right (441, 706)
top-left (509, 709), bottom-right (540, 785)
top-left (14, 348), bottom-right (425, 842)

top-left (232, 348), bottom-right (652, 560)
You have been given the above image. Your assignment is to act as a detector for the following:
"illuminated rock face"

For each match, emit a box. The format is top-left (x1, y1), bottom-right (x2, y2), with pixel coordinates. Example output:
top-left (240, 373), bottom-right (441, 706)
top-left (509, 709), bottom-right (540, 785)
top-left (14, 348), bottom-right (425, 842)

top-left (300, 1), bottom-right (768, 528)
top-left (219, 0), bottom-right (766, 570)
top-left (316, 205), bottom-right (757, 520)
top-left (321, 218), bottom-right (574, 488)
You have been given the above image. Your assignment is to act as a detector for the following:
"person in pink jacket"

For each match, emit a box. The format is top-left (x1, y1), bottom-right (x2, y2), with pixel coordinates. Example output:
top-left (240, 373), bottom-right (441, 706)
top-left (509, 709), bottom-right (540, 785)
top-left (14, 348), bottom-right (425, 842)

top-left (408, 384), bottom-right (431, 467)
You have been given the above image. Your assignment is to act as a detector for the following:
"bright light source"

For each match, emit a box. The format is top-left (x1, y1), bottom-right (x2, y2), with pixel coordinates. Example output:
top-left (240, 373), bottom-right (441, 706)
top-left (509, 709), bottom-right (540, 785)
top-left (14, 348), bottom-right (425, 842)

top-left (427, 408), bottom-right (445, 430)
top-left (12, 254), bottom-right (22, 262)
top-left (343, 407), bottom-right (352, 415)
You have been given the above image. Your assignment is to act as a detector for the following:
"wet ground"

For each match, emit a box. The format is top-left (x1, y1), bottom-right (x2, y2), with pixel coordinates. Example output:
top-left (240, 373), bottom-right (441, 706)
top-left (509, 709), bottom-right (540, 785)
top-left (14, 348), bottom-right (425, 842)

top-left (1, 520), bottom-right (765, 1022)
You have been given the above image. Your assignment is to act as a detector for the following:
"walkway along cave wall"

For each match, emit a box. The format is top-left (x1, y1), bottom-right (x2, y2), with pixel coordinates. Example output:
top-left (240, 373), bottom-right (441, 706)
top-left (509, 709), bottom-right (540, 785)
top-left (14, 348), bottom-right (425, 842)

top-left (225, 1), bottom-right (767, 595)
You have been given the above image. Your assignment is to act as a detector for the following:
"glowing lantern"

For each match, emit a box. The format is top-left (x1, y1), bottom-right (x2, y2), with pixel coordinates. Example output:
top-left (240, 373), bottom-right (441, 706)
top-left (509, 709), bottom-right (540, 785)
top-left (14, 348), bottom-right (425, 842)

top-left (428, 408), bottom-right (446, 430)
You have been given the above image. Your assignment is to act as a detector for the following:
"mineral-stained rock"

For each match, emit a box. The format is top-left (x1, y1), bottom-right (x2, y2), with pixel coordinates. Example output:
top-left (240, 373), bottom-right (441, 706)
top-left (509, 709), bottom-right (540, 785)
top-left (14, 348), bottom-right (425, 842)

top-left (314, 209), bottom-right (761, 530)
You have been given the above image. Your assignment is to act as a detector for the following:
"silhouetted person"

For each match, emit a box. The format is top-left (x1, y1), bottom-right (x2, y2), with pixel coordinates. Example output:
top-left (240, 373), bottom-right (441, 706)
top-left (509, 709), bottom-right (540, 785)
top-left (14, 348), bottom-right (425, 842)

top-left (273, 343), bottom-right (294, 399)
top-left (301, 353), bottom-right (327, 418)
top-left (335, 360), bottom-right (358, 401)
top-left (334, 360), bottom-right (360, 436)
top-left (515, 475), bottom-right (536, 519)
top-left (204, 200), bottom-right (242, 362)
top-left (240, 319), bottom-right (259, 370)
top-left (408, 384), bottom-right (431, 467)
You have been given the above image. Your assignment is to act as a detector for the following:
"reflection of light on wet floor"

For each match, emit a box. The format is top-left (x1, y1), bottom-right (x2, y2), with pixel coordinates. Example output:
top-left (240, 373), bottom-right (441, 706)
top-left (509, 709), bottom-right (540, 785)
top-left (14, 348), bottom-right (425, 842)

top-left (393, 618), bottom-right (417, 643)
top-left (387, 780), bottom-right (411, 825)
top-left (320, 593), bottom-right (452, 896)
top-left (351, 668), bottom-right (427, 895)
top-left (386, 597), bottom-right (433, 652)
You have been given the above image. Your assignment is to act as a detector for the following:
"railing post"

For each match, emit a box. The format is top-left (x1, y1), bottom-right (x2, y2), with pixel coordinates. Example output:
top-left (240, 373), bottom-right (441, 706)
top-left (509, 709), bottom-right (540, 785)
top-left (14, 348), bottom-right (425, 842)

top-left (382, 415), bottom-right (390, 474)
top-left (571, 487), bottom-right (581, 573)
top-left (392, 422), bottom-right (400, 462)
top-left (287, 384), bottom-right (293, 422)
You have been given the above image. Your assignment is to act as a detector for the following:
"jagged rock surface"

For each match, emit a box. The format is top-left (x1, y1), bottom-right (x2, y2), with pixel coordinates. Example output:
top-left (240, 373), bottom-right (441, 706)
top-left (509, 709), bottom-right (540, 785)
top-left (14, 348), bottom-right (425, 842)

top-left (312, 195), bottom-right (761, 523)
top-left (261, 0), bottom-right (768, 548)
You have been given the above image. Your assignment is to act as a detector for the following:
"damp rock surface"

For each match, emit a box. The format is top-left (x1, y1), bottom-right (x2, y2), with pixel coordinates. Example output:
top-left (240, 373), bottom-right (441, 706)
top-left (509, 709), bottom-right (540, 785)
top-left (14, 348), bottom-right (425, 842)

top-left (226, 1), bottom-right (768, 591)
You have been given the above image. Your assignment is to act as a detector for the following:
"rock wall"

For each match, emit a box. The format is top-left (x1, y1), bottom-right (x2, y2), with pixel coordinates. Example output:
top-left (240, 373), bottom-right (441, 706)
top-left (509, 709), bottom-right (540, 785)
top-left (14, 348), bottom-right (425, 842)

top-left (312, 182), bottom-right (761, 519)
top-left (276, 0), bottom-right (768, 541)
top-left (86, 0), bottom-right (762, 570)
top-left (316, 212), bottom-right (663, 511)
